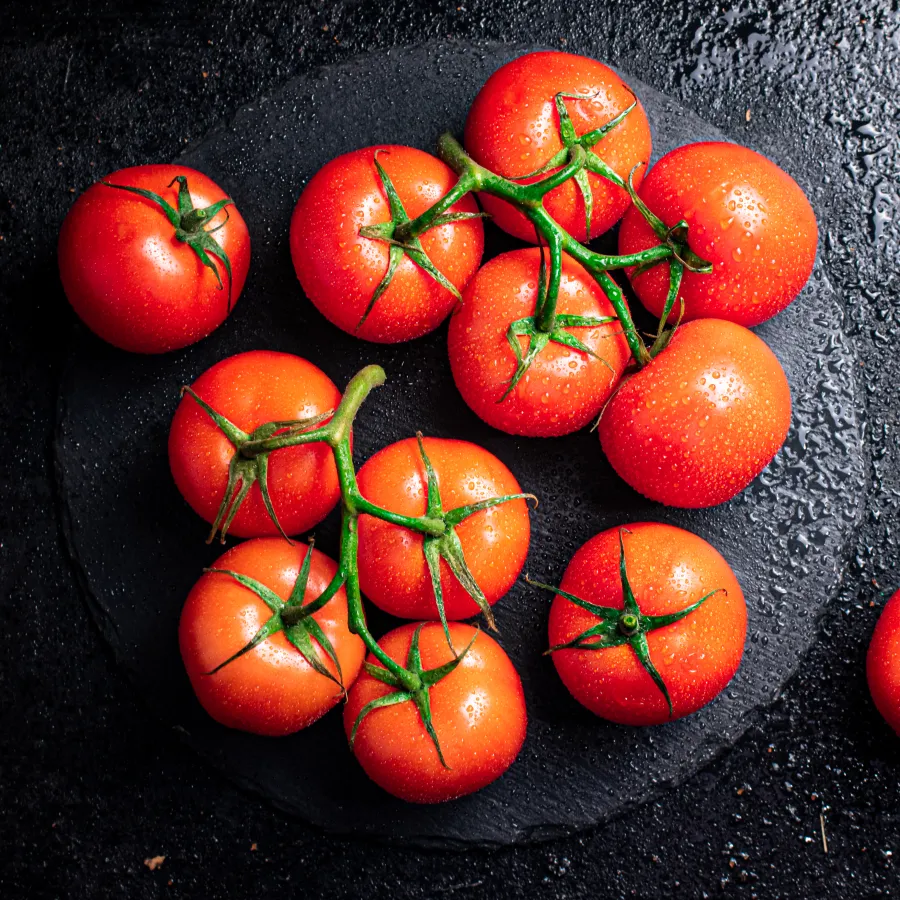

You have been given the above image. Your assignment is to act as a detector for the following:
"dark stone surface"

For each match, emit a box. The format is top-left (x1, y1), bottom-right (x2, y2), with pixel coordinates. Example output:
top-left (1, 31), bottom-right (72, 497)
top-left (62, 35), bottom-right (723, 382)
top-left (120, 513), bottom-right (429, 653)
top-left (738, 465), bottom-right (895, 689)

top-left (56, 42), bottom-right (865, 846)
top-left (1, 0), bottom-right (898, 896)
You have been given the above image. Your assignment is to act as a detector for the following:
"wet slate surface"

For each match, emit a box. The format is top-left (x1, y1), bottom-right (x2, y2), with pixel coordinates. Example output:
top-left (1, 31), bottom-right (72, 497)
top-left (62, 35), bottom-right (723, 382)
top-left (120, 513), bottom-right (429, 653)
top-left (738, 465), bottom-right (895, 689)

top-left (55, 42), bottom-right (865, 846)
top-left (2, 1), bottom-right (899, 896)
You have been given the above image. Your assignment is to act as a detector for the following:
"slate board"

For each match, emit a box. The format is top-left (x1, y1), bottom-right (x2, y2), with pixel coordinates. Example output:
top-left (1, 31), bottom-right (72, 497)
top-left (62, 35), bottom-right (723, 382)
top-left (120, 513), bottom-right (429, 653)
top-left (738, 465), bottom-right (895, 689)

top-left (55, 42), bottom-right (866, 846)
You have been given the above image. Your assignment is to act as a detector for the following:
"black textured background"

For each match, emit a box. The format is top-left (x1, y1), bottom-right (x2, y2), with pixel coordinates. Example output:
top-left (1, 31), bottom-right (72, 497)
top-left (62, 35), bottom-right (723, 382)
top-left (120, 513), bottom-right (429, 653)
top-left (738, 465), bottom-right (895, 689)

top-left (1, 1), bottom-right (898, 897)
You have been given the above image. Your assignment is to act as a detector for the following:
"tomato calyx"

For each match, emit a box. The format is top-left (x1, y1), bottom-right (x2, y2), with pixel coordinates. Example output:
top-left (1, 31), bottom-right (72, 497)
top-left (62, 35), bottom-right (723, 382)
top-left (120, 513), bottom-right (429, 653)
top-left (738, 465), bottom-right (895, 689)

top-left (530, 528), bottom-right (724, 718)
top-left (204, 539), bottom-right (348, 693)
top-left (349, 623), bottom-right (479, 768)
top-left (100, 175), bottom-right (237, 312)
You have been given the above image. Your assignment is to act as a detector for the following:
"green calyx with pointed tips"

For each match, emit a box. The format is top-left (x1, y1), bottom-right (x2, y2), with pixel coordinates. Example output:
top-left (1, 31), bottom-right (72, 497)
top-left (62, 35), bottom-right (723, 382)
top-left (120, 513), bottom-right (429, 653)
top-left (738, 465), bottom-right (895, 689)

top-left (101, 175), bottom-right (236, 312)
top-left (349, 623), bottom-right (479, 768)
top-left (530, 529), bottom-right (724, 718)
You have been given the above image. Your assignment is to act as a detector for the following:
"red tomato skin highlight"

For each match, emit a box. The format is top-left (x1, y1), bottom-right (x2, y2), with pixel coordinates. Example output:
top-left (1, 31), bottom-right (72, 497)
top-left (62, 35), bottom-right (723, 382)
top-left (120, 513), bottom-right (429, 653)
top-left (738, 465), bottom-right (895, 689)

top-left (344, 622), bottom-right (527, 803)
top-left (447, 249), bottom-right (630, 437)
top-left (58, 164), bottom-right (250, 354)
top-left (599, 319), bottom-right (791, 508)
top-left (290, 145), bottom-right (483, 343)
top-left (179, 538), bottom-right (365, 736)
top-left (168, 350), bottom-right (341, 538)
top-left (464, 51), bottom-right (651, 242)
top-left (618, 142), bottom-right (818, 327)
top-left (356, 437), bottom-right (530, 619)
top-left (867, 590), bottom-right (900, 737)
top-left (549, 523), bottom-right (747, 725)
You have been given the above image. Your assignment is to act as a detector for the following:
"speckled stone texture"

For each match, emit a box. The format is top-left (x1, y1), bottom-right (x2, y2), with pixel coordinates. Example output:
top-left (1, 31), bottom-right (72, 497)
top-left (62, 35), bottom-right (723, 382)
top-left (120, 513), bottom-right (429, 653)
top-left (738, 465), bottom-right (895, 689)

top-left (1, 1), bottom-right (898, 897)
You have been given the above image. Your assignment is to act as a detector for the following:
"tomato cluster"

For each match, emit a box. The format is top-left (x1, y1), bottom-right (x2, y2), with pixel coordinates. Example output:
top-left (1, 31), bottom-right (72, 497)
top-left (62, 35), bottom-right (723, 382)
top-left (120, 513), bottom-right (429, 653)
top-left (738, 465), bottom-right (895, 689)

top-left (61, 50), bottom-right (899, 805)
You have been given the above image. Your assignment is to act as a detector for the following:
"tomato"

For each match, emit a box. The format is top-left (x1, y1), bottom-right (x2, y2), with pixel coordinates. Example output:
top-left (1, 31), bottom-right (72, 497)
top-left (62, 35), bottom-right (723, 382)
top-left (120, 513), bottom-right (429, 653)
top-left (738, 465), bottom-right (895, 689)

top-left (356, 437), bottom-right (530, 621)
top-left (599, 319), bottom-right (791, 508)
top-left (867, 590), bottom-right (900, 737)
top-left (180, 538), bottom-right (364, 736)
top-left (447, 248), bottom-right (630, 437)
top-left (290, 145), bottom-right (484, 343)
top-left (618, 142), bottom-right (818, 327)
top-left (58, 164), bottom-right (250, 354)
top-left (464, 51), bottom-right (651, 243)
top-left (169, 350), bottom-right (341, 538)
top-left (344, 622), bottom-right (526, 802)
top-left (547, 523), bottom-right (746, 725)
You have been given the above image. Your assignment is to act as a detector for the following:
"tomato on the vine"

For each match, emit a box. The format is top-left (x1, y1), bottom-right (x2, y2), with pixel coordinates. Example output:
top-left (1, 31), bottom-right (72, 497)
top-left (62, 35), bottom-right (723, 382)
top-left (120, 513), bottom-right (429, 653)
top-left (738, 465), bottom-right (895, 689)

top-left (618, 142), bottom-right (818, 327)
top-left (356, 436), bottom-right (530, 622)
top-left (867, 590), bottom-right (900, 737)
top-left (169, 350), bottom-right (341, 539)
top-left (599, 319), bottom-right (791, 508)
top-left (464, 51), bottom-right (651, 243)
top-left (344, 622), bottom-right (526, 803)
top-left (180, 538), bottom-right (364, 736)
top-left (447, 248), bottom-right (630, 437)
top-left (546, 523), bottom-right (746, 725)
top-left (58, 164), bottom-right (250, 353)
top-left (291, 145), bottom-right (484, 343)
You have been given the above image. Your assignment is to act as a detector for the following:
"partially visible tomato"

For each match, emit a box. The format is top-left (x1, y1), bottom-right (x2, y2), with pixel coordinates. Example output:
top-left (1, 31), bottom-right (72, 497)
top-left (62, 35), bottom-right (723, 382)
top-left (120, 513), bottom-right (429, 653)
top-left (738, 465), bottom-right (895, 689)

top-left (548, 523), bottom-right (746, 725)
top-left (344, 622), bottom-right (526, 803)
top-left (867, 590), bottom-right (900, 737)
top-left (180, 538), bottom-right (365, 736)
top-left (58, 164), bottom-right (250, 353)
top-left (356, 437), bottom-right (530, 621)
top-left (599, 319), bottom-right (791, 508)
top-left (447, 248), bottom-right (630, 437)
top-left (291, 145), bottom-right (484, 343)
top-left (464, 51), bottom-right (651, 242)
top-left (618, 142), bottom-right (818, 327)
top-left (169, 350), bottom-right (341, 538)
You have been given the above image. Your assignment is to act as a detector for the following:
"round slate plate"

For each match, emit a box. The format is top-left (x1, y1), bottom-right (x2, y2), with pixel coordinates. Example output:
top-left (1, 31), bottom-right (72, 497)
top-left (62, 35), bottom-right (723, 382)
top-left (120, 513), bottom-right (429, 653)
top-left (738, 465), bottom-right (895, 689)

top-left (55, 42), bottom-right (866, 847)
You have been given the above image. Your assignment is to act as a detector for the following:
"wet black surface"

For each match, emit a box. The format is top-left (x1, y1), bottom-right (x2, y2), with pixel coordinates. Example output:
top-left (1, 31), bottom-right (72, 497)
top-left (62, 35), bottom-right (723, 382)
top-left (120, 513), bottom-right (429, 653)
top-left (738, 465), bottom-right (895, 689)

top-left (1, 0), bottom-right (899, 896)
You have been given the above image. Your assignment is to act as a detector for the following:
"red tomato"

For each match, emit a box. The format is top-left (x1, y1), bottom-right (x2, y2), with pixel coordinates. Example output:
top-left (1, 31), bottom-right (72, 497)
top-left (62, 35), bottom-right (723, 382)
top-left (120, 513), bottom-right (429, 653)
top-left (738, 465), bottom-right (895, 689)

top-left (58, 164), bottom-right (250, 353)
top-left (344, 622), bottom-right (526, 802)
top-left (464, 51), bottom-right (652, 242)
top-left (867, 590), bottom-right (900, 736)
top-left (447, 248), bottom-right (630, 437)
top-left (180, 538), bottom-right (365, 736)
top-left (599, 319), bottom-right (791, 507)
top-left (618, 142), bottom-right (818, 327)
top-left (290, 145), bottom-right (484, 343)
top-left (548, 523), bottom-right (746, 725)
top-left (356, 437), bottom-right (530, 620)
top-left (169, 350), bottom-right (341, 538)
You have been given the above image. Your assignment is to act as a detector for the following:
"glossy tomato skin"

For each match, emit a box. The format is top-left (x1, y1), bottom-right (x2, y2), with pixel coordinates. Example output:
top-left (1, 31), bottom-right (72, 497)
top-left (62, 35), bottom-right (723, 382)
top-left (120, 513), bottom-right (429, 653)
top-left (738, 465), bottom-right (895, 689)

top-left (618, 142), bottom-right (818, 327)
top-left (464, 51), bottom-right (651, 243)
top-left (447, 248), bottom-right (630, 437)
top-left (169, 350), bottom-right (341, 538)
top-left (356, 437), bottom-right (530, 620)
top-left (549, 523), bottom-right (746, 725)
top-left (58, 165), bottom-right (250, 354)
top-left (599, 319), bottom-right (791, 508)
top-left (344, 622), bottom-right (526, 803)
top-left (290, 145), bottom-right (484, 343)
top-left (180, 538), bottom-right (365, 736)
top-left (867, 590), bottom-right (900, 736)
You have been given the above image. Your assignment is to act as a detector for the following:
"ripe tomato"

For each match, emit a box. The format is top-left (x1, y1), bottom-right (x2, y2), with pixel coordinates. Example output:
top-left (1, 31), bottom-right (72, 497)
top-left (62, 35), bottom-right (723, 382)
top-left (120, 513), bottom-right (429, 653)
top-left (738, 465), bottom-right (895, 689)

top-left (447, 248), bottom-right (630, 437)
top-left (464, 51), bottom-right (651, 242)
top-left (290, 145), bottom-right (484, 343)
top-left (180, 538), bottom-right (365, 736)
top-left (599, 319), bottom-right (791, 507)
top-left (548, 523), bottom-right (746, 725)
top-left (169, 350), bottom-right (341, 538)
top-left (58, 164), bottom-right (250, 353)
top-left (618, 142), bottom-right (818, 327)
top-left (344, 622), bottom-right (526, 803)
top-left (356, 437), bottom-right (530, 621)
top-left (867, 590), bottom-right (900, 737)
